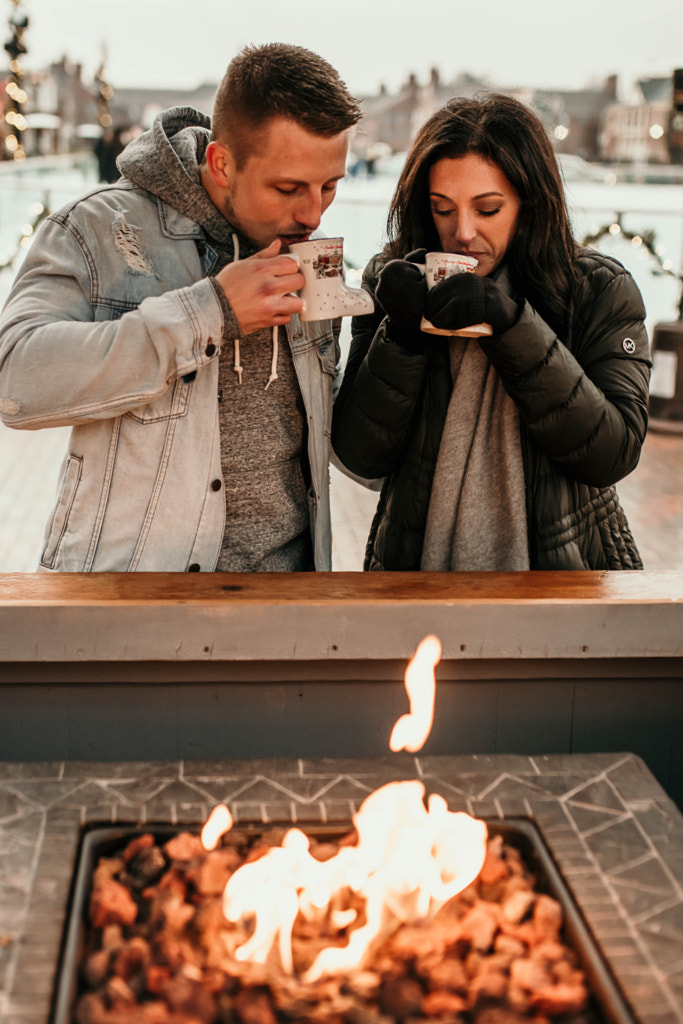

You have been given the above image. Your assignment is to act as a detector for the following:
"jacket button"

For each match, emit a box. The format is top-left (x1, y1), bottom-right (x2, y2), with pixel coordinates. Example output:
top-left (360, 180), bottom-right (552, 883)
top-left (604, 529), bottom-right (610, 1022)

top-left (211, 479), bottom-right (222, 491)
top-left (188, 563), bottom-right (201, 572)
top-left (205, 342), bottom-right (216, 357)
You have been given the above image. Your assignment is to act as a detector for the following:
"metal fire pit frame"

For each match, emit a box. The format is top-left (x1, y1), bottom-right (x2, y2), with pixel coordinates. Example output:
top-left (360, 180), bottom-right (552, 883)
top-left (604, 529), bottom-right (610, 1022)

top-left (2, 753), bottom-right (683, 1024)
top-left (51, 818), bottom-right (636, 1024)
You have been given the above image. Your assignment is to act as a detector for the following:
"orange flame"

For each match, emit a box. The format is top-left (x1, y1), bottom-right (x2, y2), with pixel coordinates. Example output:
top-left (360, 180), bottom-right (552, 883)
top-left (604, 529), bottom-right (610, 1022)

top-left (201, 803), bottom-right (233, 851)
top-left (390, 634), bottom-right (441, 752)
top-left (212, 635), bottom-right (487, 979)
top-left (221, 780), bottom-right (487, 979)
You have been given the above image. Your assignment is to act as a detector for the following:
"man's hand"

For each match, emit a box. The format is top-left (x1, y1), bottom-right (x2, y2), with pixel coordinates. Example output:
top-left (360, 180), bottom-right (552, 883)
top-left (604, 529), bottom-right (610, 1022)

top-left (214, 240), bottom-right (305, 335)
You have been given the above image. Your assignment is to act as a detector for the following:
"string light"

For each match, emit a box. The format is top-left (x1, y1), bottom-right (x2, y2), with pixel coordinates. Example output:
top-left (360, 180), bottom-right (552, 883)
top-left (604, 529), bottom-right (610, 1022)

top-left (3, 0), bottom-right (29, 160)
top-left (0, 195), bottom-right (49, 271)
top-left (582, 212), bottom-right (683, 316)
top-left (94, 63), bottom-right (115, 128)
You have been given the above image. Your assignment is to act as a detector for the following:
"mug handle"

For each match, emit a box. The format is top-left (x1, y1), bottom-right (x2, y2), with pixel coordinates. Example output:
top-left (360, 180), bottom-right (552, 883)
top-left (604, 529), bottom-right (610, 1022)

top-left (284, 253), bottom-right (305, 310)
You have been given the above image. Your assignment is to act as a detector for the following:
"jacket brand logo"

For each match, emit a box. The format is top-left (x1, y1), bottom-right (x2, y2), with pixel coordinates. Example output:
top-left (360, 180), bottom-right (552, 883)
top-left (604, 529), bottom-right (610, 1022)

top-left (622, 338), bottom-right (636, 354)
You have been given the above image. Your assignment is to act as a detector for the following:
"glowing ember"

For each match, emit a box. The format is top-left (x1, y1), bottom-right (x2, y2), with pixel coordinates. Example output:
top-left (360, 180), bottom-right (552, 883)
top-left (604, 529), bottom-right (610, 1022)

top-left (201, 635), bottom-right (487, 981)
top-left (390, 634), bottom-right (441, 752)
top-left (201, 803), bottom-right (233, 851)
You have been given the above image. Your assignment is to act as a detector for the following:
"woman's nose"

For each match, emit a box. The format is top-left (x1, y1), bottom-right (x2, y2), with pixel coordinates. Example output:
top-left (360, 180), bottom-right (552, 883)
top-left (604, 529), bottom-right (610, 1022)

top-left (454, 213), bottom-right (477, 245)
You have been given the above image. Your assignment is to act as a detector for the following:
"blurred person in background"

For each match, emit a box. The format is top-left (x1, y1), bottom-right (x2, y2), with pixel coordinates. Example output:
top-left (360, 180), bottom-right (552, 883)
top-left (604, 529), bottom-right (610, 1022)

top-left (94, 126), bottom-right (126, 183)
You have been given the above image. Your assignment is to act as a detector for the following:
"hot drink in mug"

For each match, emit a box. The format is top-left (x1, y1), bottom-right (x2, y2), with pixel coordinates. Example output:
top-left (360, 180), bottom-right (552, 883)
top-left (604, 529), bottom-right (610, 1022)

top-left (419, 252), bottom-right (492, 338)
top-left (288, 237), bottom-right (374, 321)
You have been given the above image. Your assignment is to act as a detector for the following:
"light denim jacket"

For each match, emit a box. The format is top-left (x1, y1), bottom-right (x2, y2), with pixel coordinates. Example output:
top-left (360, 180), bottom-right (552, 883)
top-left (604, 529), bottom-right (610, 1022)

top-left (0, 182), bottom-right (340, 571)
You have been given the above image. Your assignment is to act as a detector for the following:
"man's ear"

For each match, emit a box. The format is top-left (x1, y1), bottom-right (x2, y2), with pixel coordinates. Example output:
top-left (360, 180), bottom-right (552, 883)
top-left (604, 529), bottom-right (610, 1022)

top-left (205, 140), bottom-right (235, 189)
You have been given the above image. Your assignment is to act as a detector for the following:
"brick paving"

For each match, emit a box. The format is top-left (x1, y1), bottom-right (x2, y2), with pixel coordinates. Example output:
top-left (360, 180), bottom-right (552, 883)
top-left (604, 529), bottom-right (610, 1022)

top-left (0, 418), bottom-right (681, 573)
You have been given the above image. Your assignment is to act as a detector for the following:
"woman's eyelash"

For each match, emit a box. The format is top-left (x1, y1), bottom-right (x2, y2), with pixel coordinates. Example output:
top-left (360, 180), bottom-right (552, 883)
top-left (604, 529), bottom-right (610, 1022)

top-left (430, 207), bottom-right (502, 218)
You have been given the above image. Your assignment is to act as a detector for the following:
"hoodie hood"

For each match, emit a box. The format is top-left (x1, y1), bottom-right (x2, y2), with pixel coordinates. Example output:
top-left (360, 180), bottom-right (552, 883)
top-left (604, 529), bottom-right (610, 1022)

top-left (117, 106), bottom-right (247, 250)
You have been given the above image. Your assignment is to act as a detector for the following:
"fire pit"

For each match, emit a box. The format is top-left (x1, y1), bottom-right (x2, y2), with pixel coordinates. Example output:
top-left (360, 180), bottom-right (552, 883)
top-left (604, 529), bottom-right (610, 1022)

top-left (2, 754), bottom-right (683, 1024)
top-left (52, 814), bottom-right (635, 1024)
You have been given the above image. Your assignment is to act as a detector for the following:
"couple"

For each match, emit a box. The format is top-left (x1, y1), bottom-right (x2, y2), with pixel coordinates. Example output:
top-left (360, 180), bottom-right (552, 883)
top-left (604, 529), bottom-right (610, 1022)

top-left (0, 44), bottom-right (650, 574)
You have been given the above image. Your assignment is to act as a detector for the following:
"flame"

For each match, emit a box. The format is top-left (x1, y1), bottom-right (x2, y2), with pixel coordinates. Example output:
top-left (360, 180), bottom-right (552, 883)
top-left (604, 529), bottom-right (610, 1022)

top-left (201, 803), bottom-right (233, 851)
top-left (220, 780), bottom-right (487, 980)
top-left (390, 634), bottom-right (441, 752)
top-left (209, 635), bottom-right (487, 980)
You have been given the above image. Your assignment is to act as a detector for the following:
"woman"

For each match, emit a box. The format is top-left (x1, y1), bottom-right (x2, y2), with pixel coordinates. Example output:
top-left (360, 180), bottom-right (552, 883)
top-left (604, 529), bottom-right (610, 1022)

top-left (332, 95), bottom-right (651, 571)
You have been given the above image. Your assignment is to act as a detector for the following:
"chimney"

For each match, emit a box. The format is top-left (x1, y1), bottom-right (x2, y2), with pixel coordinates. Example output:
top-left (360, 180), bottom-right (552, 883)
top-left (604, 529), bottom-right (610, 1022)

top-left (604, 74), bottom-right (618, 100)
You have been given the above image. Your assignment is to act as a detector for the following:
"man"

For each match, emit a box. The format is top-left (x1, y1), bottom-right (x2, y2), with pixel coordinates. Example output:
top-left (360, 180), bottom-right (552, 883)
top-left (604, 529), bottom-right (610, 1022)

top-left (0, 44), bottom-right (361, 572)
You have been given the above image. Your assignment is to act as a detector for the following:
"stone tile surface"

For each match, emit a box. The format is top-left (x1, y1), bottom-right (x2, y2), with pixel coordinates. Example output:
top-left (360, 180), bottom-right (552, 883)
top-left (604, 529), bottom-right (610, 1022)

top-left (1, 753), bottom-right (682, 1022)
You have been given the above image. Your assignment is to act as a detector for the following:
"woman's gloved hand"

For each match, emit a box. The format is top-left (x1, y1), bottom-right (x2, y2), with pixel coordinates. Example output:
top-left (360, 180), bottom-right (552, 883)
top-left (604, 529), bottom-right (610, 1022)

top-left (425, 272), bottom-right (521, 335)
top-left (375, 248), bottom-right (428, 347)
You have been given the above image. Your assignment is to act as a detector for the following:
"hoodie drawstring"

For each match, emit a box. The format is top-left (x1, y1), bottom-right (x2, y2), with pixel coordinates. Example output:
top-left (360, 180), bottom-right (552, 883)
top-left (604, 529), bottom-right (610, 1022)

top-left (265, 327), bottom-right (279, 390)
top-left (230, 232), bottom-right (278, 391)
top-left (231, 234), bottom-right (243, 384)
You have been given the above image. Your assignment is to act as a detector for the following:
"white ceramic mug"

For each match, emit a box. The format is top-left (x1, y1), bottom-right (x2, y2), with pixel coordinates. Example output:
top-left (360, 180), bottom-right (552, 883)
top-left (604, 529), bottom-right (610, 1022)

top-left (419, 252), bottom-right (492, 338)
top-left (288, 237), bottom-right (374, 321)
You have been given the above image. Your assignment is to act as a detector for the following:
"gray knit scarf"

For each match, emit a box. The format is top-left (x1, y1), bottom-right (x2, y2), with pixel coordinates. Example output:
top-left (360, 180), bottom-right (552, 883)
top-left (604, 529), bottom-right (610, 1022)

top-left (420, 271), bottom-right (529, 571)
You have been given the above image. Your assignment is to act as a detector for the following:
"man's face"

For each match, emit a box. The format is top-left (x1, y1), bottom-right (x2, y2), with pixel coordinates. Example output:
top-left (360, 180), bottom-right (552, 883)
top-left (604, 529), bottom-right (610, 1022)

top-left (214, 117), bottom-right (350, 250)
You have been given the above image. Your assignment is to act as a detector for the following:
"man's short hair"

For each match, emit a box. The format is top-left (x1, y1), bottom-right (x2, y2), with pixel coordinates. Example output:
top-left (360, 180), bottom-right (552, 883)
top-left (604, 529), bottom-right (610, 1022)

top-left (212, 43), bottom-right (362, 166)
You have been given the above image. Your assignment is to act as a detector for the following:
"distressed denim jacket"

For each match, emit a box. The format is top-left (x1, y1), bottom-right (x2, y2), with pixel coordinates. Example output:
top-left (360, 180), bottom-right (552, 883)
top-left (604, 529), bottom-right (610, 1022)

top-left (0, 182), bottom-right (340, 571)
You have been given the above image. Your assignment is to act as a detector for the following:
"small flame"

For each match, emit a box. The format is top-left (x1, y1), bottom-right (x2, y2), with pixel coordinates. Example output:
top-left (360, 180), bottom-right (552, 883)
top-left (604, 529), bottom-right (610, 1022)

top-left (201, 803), bottom-right (233, 851)
top-left (390, 634), bottom-right (441, 752)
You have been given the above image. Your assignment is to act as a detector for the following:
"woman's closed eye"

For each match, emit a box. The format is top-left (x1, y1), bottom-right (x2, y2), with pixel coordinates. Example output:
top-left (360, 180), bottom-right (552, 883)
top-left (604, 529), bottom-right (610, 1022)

top-left (431, 205), bottom-right (503, 219)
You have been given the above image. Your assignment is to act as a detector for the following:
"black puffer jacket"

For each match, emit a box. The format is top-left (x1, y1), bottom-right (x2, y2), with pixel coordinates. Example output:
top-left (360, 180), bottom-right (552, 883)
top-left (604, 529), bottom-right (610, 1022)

top-left (332, 250), bottom-right (651, 570)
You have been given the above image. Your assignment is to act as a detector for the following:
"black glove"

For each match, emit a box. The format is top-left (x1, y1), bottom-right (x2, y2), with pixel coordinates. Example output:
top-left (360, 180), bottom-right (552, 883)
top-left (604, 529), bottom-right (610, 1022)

top-left (375, 248), bottom-right (428, 348)
top-left (425, 272), bottom-right (521, 335)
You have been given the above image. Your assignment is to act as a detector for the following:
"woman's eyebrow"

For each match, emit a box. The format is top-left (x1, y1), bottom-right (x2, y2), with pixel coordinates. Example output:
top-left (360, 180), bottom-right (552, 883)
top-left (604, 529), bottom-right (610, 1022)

top-left (429, 190), bottom-right (505, 200)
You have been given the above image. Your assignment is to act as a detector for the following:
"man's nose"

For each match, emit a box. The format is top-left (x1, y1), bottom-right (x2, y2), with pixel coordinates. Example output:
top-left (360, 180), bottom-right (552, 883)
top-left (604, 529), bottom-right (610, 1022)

top-left (293, 190), bottom-right (323, 230)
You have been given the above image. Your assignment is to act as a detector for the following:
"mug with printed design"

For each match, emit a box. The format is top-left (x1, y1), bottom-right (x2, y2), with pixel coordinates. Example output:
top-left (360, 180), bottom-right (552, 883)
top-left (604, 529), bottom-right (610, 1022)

top-left (419, 252), bottom-right (493, 338)
top-left (288, 237), bottom-right (374, 321)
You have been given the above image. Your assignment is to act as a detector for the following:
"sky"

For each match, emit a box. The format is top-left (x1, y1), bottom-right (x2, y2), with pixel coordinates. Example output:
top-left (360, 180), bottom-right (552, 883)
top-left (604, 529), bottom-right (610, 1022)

top-left (8, 0), bottom-right (683, 98)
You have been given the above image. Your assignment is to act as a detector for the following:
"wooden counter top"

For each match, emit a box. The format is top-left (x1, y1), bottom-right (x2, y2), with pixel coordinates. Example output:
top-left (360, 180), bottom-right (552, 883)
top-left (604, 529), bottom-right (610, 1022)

top-left (1, 571), bottom-right (681, 662)
top-left (2, 568), bottom-right (682, 603)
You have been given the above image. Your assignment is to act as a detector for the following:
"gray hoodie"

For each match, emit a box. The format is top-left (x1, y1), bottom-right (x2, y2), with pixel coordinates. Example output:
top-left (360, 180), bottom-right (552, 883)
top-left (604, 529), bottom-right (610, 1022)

top-left (119, 108), bottom-right (313, 571)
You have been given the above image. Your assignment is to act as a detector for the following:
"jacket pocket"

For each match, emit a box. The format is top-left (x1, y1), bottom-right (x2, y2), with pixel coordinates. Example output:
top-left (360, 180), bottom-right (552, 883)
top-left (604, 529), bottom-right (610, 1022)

top-left (40, 454), bottom-right (83, 568)
top-left (317, 331), bottom-right (339, 376)
top-left (125, 377), bottom-right (192, 423)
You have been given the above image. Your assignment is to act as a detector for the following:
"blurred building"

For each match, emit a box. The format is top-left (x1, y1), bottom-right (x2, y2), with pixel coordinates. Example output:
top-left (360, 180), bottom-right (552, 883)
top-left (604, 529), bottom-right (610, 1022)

top-left (108, 82), bottom-right (217, 131)
top-left (354, 67), bottom-right (619, 164)
top-left (2, 55), bottom-right (682, 170)
top-left (600, 76), bottom-right (672, 164)
top-left (1, 58), bottom-right (218, 158)
top-left (521, 76), bottom-right (618, 161)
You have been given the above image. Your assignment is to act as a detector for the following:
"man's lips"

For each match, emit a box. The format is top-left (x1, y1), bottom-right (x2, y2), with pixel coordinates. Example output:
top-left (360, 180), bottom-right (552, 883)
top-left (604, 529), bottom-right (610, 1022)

top-left (280, 233), bottom-right (311, 244)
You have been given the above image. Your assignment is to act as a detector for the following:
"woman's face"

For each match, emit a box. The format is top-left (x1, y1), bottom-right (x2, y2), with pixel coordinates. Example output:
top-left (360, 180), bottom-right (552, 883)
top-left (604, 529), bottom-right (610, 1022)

top-left (428, 152), bottom-right (521, 276)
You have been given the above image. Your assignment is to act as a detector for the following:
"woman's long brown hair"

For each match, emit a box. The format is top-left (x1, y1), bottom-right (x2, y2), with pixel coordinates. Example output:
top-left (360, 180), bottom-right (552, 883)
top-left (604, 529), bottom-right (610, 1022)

top-left (385, 94), bottom-right (578, 336)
